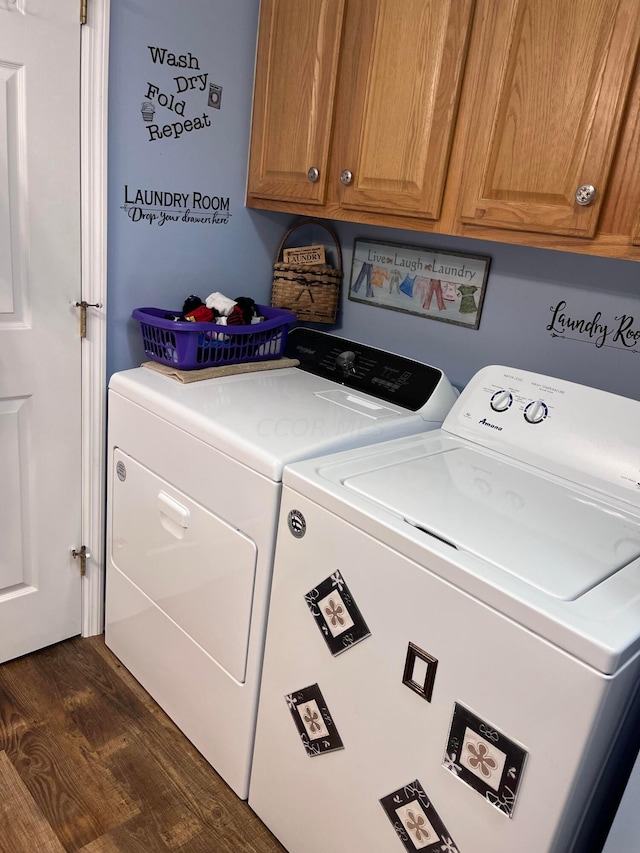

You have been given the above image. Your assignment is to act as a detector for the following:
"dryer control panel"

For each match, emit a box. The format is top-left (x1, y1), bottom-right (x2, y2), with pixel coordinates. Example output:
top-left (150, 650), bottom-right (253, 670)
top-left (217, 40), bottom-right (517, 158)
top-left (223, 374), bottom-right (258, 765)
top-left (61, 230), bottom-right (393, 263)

top-left (286, 328), bottom-right (448, 412)
top-left (442, 365), bottom-right (640, 503)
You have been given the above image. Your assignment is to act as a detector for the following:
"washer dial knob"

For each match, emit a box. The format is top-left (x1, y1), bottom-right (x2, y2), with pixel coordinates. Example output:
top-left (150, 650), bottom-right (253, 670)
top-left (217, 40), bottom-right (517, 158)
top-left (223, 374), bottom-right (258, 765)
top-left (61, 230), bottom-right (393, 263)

top-left (490, 390), bottom-right (513, 412)
top-left (524, 400), bottom-right (548, 424)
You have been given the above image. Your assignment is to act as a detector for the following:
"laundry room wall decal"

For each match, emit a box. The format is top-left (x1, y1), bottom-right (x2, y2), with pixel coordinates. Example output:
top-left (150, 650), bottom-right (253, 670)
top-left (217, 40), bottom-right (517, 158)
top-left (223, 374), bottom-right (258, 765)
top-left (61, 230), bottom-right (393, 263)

top-left (140, 44), bottom-right (223, 143)
top-left (547, 299), bottom-right (640, 353)
top-left (120, 185), bottom-right (232, 226)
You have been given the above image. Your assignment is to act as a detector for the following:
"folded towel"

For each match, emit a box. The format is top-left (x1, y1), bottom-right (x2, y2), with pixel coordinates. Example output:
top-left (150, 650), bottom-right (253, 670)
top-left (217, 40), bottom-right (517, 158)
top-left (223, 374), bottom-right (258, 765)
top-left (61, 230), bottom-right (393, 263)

top-left (205, 291), bottom-right (236, 316)
top-left (142, 357), bottom-right (300, 383)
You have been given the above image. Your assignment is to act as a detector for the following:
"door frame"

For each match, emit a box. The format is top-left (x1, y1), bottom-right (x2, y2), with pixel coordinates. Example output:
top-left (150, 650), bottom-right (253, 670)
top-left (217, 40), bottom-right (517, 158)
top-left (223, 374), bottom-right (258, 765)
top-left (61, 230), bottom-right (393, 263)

top-left (81, 0), bottom-right (110, 636)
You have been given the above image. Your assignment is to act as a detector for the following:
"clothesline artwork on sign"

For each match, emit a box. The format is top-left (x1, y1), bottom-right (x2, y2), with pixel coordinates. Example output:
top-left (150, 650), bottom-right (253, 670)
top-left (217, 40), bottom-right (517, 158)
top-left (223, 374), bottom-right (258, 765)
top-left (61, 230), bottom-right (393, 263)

top-left (348, 239), bottom-right (490, 330)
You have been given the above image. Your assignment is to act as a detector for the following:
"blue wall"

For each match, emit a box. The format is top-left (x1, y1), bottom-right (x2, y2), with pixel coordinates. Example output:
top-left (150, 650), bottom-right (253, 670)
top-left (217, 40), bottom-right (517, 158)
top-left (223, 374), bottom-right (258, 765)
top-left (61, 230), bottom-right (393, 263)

top-left (107, 0), bottom-right (284, 376)
top-left (108, 0), bottom-right (640, 401)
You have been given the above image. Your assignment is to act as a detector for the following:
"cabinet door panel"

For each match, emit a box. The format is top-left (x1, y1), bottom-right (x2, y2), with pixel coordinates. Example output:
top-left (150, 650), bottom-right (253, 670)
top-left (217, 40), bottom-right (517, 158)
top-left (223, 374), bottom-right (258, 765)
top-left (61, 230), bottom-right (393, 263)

top-left (460, 0), bottom-right (640, 238)
top-left (337, 0), bottom-right (474, 220)
top-left (247, 0), bottom-right (346, 204)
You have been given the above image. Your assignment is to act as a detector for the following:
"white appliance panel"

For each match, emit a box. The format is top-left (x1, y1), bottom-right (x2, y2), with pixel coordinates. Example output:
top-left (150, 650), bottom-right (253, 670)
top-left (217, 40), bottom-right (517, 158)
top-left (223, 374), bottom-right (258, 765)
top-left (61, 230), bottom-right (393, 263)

top-left (443, 366), bottom-right (640, 504)
top-left (343, 446), bottom-right (640, 599)
top-left (250, 365), bottom-right (640, 852)
top-left (111, 449), bottom-right (257, 682)
top-left (106, 392), bottom-right (280, 798)
top-left (106, 332), bottom-right (457, 799)
top-left (249, 490), bottom-right (638, 853)
top-left (109, 365), bottom-right (455, 482)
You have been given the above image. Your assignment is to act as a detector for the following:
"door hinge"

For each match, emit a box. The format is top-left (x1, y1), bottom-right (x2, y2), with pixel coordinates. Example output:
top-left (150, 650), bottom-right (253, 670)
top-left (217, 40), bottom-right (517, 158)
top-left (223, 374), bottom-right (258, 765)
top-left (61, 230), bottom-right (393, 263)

top-left (80, 0), bottom-right (87, 25)
top-left (75, 301), bottom-right (101, 338)
top-left (71, 545), bottom-right (90, 576)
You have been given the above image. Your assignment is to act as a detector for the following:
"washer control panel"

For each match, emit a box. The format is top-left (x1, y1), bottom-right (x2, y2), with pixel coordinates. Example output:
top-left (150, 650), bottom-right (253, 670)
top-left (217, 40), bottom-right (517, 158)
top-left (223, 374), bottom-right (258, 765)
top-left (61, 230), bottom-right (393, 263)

top-left (490, 388), bottom-right (549, 424)
top-left (443, 365), bottom-right (640, 500)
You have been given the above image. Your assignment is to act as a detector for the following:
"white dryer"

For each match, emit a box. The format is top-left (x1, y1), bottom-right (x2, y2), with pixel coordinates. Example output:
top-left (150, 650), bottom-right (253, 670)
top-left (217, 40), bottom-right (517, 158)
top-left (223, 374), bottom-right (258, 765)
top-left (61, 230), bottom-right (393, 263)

top-left (105, 328), bottom-right (457, 799)
top-left (249, 365), bottom-right (640, 853)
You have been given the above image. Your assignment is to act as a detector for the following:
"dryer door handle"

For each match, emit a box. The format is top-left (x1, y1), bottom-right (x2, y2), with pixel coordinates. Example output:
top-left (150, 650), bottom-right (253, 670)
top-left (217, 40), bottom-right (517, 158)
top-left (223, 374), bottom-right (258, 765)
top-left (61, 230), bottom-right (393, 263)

top-left (157, 491), bottom-right (190, 536)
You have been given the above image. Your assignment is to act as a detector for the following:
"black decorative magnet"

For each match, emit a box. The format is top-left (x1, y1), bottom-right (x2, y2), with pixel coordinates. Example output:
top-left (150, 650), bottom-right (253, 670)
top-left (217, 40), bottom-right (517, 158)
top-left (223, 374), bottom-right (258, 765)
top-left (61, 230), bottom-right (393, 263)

top-left (305, 570), bottom-right (370, 656)
top-left (380, 779), bottom-right (459, 852)
top-left (402, 642), bottom-right (438, 702)
top-left (443, 702), bottom-right (528, 817)
top-left (285, 683), bottom-right (344, 757)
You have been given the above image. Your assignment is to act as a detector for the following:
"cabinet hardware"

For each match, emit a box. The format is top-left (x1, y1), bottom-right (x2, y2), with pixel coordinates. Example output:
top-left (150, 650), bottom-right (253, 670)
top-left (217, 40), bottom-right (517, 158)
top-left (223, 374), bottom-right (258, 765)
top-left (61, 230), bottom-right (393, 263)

top-left (307, 166), bottom-right (320, 183)
top-left (340, 169), bottom-right (353, 186)
top-left (574, 184), bottom-right (596, 206)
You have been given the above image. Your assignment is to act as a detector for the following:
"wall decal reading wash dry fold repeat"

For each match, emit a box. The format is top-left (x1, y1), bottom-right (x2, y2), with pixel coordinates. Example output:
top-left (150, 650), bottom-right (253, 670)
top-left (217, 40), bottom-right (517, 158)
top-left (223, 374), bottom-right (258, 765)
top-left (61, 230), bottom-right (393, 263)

top-left (443, 703), bottom-right (528, 818)
top-left (305, 570), bottom-right (371, 656)
top-left (140, 45), bottom-right (223, 143)
top-left (285, 684), bottom-right (344, 757)
top-left (380, 779), bottom-right (460, 853)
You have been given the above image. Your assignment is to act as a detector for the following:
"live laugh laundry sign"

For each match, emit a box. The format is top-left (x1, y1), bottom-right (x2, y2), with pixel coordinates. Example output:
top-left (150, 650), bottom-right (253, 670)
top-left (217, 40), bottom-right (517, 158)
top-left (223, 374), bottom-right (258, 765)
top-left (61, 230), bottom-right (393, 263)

top-left (547, 300), bottom-right (640, 353)
top-left (348, 239), bottom-right (490, 329)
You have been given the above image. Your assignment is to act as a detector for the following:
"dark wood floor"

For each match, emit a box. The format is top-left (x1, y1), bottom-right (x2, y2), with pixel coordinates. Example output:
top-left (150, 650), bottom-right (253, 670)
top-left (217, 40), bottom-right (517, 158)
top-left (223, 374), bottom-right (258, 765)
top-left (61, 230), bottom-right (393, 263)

top-left (0, 636), bottom-right (287, 853)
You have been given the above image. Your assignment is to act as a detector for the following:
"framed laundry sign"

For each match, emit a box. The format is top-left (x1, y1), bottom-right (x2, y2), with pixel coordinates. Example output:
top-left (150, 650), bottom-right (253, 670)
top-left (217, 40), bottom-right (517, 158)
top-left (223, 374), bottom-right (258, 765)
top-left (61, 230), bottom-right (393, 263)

top-left (348, 239), bottom-right (490, 329)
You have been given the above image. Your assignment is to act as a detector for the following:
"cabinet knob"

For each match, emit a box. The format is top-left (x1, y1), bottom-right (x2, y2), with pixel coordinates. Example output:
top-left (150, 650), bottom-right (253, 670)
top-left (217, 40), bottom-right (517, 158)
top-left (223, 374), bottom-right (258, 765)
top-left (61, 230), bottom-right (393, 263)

top-left (574, 184), bottom-right (596, 206)
top-left (340, 169), bottom-right (353, 186)
top-left (307, 167), bottom-right (320, 183)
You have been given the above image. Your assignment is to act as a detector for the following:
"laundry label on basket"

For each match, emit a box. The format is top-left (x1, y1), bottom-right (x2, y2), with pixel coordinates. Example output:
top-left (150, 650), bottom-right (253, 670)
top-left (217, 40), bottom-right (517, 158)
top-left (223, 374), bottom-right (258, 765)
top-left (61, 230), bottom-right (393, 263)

top-left (285, 684), bottom-right (344, 757)
top-left (443, 703), bottom-right (528, 818)
top-left (380, 779), bottom-right (459, 852)
top-left (305, 570), bottom-right (371, 655)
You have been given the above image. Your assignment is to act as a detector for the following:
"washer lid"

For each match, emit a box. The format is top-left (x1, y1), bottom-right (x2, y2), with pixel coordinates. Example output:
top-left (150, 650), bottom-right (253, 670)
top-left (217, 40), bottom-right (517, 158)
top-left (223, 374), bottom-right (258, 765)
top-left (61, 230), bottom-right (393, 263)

top-left (343, 445), bottom-right (640, 600)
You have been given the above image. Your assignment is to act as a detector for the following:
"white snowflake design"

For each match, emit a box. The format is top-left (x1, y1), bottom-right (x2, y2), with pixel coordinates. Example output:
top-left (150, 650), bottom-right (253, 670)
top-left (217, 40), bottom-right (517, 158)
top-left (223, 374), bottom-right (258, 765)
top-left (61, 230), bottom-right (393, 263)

top-left (304, 590), bottom-right (321, 616)
top-left (330, 571), bottom-right (344, 591)
top-left (486, 785), bottom-right (516, 816)
top-left (285, 693), bottom-right (297, 709)
top-left (443, 752), bottom-right (462, 775)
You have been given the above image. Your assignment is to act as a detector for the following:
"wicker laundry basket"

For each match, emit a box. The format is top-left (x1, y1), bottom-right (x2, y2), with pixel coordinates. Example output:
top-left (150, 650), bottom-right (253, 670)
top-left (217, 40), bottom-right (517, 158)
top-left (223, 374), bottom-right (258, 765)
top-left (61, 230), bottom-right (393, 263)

top-left (271, 219), bottom-right (342, 324)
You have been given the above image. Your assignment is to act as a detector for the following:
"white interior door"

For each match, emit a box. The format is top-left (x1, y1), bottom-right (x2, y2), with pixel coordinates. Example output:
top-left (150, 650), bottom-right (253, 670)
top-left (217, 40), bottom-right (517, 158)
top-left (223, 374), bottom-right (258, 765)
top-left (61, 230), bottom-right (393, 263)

top-left (0, 0), bottom-right (82, 662)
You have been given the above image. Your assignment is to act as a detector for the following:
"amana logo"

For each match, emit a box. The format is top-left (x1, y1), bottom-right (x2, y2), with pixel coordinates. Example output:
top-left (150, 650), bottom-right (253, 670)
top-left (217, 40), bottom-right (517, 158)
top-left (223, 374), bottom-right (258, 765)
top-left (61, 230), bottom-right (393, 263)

top-left (479, 418), bottom-right (503, 431)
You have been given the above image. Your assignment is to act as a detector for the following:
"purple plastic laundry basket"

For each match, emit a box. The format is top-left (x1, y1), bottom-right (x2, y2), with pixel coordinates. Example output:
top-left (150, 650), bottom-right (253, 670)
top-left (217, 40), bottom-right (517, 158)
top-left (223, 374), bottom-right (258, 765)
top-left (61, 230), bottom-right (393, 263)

top-left (132, 304), bottom-right (296, 370)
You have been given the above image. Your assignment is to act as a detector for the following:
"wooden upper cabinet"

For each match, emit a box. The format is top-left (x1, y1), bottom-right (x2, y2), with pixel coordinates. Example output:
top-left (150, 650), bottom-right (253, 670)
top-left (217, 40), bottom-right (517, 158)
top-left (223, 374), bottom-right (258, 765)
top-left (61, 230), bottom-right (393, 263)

top-left (459, 0), bottom-right (640, 238)
top-left (335, 0), bottom-right (475, 220)
top-left (247, 0), bottom-right (346, 205)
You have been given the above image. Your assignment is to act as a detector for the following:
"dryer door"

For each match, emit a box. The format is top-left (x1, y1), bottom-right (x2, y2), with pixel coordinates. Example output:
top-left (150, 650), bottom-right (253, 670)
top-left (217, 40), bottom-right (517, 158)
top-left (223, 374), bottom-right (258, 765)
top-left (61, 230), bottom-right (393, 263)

top-left (111, 449), bottom-right (257, 682)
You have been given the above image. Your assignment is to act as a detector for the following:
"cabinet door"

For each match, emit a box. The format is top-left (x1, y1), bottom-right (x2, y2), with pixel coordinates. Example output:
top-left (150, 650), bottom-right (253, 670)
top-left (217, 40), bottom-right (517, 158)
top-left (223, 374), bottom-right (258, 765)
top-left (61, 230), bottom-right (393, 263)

top-left (247, 0), bottom-right (346, 205)
top-left (336, 0), bottom-right (475, 220)
top-left (460, 0), bottom-right (640, 238)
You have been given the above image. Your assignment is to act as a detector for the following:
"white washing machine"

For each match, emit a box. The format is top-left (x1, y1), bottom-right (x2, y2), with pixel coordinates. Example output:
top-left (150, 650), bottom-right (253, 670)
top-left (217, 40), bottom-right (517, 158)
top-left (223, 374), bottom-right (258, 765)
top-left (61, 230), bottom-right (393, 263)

top-left (249, 365), bottom-right (640, 853)
top-left (105, 328), bottom-right (457, 799)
